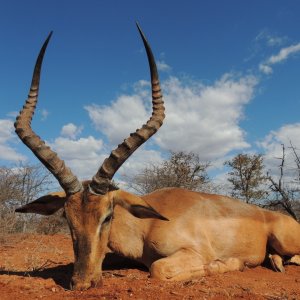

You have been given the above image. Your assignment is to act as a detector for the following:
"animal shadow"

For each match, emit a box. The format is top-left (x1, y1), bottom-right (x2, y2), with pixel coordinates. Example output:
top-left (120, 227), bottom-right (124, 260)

top-left (0, 253), bottom-right (147, 289)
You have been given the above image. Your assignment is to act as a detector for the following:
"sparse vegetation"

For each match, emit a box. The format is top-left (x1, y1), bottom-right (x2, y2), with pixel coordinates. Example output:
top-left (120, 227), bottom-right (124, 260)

top-left (224, 153), bottom-right (268, 204)
top-left (125, 151), bottom-right (211, 194)
top-left (1, 147), bottom-right (300, 236)
top-left (0, 163), bottom-right (68, 236)
top-left (225, 145), bottom-right (300, 220)
top-left (266, 143), bottom-right (300, 221)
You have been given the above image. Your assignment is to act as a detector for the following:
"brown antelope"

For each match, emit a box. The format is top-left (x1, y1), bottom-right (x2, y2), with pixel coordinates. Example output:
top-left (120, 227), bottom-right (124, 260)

top-left (15, 25), bottom-right (300, 291)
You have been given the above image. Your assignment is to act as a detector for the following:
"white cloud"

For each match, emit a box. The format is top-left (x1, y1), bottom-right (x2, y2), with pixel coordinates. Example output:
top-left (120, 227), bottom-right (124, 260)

top-left (85, 93), bottom-right (149, 146)
top-left (15, 71), bottom-right (258, 184)
top-left (8, 72), bottom-right (258, 183)
top-left (86, 74), bottom-right (257, 164)
top-left (40, 109), bottom-right (49, 121)
top-left (61, 123), bottom-right (83, 139)
top-left (268, 44), bottom-right (300, 64)
top-left (258, 123), bottom-right (300, 154)
top-left (157, 60), bottom-right (172, 72)
top-left (267, 36), bottom-right (286, 47)
top-left (0, 119), bottom-right (15, 144)
top-left (255, 30), bottom-right (287, 47)
top-left (0, 119), bottom-right (26, 162)
top-left (118, 147), bottom-right (164, 177)
top-left (0, 144), bottom-right (26, 162)
top-left (49, 130), bottom-right (163, 182)
top-left (155, 75), bottom-right (257, 161)
top-left (51, 136), bottom-right (103, 160)
top-left (259, 64), bottom-right (273, 75)
top-left (258, 123), bottom-right (300, 178)
top-left (50, 136), bottom-right (104, 179)
top-left (260, 43), bottom-right (300, 74)
top-left (6, 111), bottom-right (18, 118)
top-left (117, 147), bottom-right (164, 189)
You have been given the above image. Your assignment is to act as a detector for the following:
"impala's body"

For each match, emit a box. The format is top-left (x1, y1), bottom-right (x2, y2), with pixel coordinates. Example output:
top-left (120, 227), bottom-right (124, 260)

top-left (111, 188), bottom-right (300, 278)
top-left (15, 25), bottom-right (300, 291)
top-left (18, 185), bottom-right (300, 289)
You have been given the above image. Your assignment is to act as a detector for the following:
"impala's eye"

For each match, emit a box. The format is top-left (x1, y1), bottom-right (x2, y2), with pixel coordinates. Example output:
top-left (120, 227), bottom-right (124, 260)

top-left (103, 214), bottom-right (112, 224)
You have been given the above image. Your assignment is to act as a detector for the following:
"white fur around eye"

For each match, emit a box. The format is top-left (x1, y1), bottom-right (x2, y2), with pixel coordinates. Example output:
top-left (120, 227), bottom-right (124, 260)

top-left (96, 223), bottom-right (102, 236)
top-left (96, 213), bottom-right (112, 236)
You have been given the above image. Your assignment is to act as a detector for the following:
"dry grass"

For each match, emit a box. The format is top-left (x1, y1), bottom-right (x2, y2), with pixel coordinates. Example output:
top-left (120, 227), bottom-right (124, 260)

top-left (0, 233), bottom-right (71, 275)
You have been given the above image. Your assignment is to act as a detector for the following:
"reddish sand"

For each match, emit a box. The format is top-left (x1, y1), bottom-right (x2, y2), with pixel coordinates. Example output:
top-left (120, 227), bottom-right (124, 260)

top-left (0, 234), bottom-right (299, 299)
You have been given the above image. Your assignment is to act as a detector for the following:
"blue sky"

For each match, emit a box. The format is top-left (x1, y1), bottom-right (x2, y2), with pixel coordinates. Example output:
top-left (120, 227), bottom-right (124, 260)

top-left (1, 1), bottom-right (300, 187)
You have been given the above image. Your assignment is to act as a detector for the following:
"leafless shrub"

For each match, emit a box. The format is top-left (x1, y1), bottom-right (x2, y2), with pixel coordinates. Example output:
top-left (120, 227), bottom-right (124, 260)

top-left (266, 143), bottom-right (300, 221)
top-left (0, 163), bottom-right (68, 234)
top-left (36, 213), bottom-right (69, 235)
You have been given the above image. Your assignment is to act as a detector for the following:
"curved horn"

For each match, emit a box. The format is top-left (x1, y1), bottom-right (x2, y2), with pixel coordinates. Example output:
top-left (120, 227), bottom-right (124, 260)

top-left (89, 23), bottom-right (165, 195)
top-left (14, 32), bottom-right (83, 195)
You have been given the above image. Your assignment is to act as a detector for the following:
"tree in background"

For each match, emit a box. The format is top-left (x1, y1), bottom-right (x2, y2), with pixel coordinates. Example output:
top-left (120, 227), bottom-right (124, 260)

top-left (0, 163), bottom-right (67, 234)
top-left (225, 154), bottom-right (268, 203)
top-left (0, 163), bottom-right (53, 207)
top-left (125, 151), bottom-right (211, 194)
top-left (266, 143), bottom-right (300, 221)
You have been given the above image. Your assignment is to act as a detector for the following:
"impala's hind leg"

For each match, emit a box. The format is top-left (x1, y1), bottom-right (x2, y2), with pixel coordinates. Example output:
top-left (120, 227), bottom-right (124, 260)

top-left (150, 249), bottom-right (244, 281)
top-left (267, 215), bottom-right (300, 273)
top-left (269, 215), bottom-right (300, 259)
top-left (287, 255), bottom-right (300, 266)
top-left (268, 254), bottom-right (285, 272)
top-left (268, 254), bottom-right (300, 271)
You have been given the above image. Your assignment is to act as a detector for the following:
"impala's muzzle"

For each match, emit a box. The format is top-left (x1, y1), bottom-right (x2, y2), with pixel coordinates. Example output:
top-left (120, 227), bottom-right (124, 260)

top-left (69, 236), bottom-right (104, 290)
top-left (70, 274), bottom-right (103, 291)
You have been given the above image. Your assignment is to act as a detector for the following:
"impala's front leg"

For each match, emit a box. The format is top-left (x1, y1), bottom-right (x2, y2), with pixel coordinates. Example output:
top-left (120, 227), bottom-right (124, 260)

top-left (287, 255), bottom-right (300, 266)
top-left (269, 254), bottom-right (285, 272)
top-left (150, 249), bottom-right (245, 281)
top-left (150, 248), bottom-right (207, 281)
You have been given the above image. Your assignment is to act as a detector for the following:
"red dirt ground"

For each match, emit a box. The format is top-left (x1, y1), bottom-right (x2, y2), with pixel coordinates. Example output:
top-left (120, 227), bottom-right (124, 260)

top-left (0, 234), bottom-right (299, 300)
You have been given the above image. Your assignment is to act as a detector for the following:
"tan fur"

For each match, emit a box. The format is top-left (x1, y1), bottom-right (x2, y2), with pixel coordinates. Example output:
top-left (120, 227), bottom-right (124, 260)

top-left (110, 188), bottom-right (299, 274)
top-left (18, 186), bottom-right (300, 290)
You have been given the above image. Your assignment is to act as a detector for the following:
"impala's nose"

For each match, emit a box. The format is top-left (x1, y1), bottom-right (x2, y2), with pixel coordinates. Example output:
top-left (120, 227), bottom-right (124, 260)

top-left (70, 277), bottom-right (103, 291)
top-left (70, 278), bottom-right (91, 291)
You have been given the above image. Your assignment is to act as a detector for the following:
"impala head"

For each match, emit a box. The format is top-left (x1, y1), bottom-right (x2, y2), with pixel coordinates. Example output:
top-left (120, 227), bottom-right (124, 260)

top-left (15, 24), bottom-right (166, 290)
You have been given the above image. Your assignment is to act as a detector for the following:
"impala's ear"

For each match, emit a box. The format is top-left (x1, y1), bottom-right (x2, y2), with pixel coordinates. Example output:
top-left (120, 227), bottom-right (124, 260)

top-left (110, 190), bottom-right (168, 221)
top-left (15, 191), bottom-right (67, 215)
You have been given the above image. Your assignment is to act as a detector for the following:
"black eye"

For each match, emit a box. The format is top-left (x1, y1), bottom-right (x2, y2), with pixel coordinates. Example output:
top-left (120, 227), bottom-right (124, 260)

top-left (103, 214), bottom-right (112, 224)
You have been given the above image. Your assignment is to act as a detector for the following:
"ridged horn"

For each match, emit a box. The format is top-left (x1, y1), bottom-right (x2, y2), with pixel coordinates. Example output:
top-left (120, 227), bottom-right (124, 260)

top-left (89, 23), bottom-right (165, 195)
top-left (14, 32), bottom-right (83, 195)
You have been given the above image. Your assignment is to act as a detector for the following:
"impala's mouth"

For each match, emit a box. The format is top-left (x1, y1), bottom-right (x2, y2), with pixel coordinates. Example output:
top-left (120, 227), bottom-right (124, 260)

top-left (70, 276), bottom-right (103, 291)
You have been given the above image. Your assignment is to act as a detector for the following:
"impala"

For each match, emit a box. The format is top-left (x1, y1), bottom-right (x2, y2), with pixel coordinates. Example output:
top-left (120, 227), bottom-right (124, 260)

top-left (15, 25), bottom-right (300, 291)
